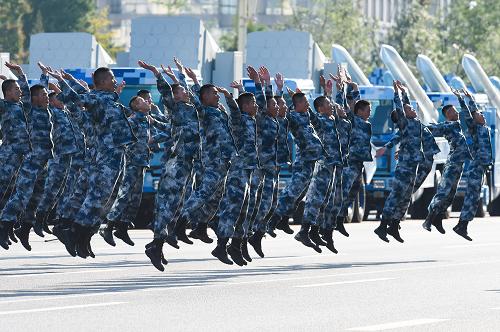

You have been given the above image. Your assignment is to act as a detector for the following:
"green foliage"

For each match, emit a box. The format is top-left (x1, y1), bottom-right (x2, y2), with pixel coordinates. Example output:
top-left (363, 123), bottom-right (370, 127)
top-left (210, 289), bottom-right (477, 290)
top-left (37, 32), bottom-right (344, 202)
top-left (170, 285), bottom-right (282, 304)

top-left (277, 0), bottom-right (374, 73)
top-left (85, 6), bottom-right (124, 59)
top-left (219, 20), bottom-right (268, 52)
top-left (0, 0), bottom-right (30, 61)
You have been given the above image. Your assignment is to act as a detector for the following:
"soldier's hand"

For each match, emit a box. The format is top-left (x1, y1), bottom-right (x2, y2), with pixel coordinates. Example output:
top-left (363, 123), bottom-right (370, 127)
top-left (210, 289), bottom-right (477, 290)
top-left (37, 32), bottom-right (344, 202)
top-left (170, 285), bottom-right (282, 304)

top-left (185, 67), bottom-right (199, 85)
top-left (47, 69), bottom-right (64, 81)
top-left (451, 88), bottom-right (461, 98)
top-left (285, 86), bottom-right (295, 97)
top-left (0, 74), bottom-right (7, 81)
top-left (216, 86), bottom-right (231, 98)
top-left (325, 79), bottom-right (333, 96)
top-left (247, 66), bottom-right (260, 84)
top-left (117, 80), bottom-right (126, 95)
top-left (48, 82), bottom-right (61, 94)
top-left (5, 62), bottom-right (23, 76)
top-left (38, 62), bottom-right (49, 75)
top-left (393, 80), bottom-right (398, 93)
top-left (160, 65), bottom-right (178, 83)
top-left (173, 57), bottom-right (184, 74)
top-left (275, 73), bottom-right (284, 91)
top-left (78, 79), bottom-right (90, 91)
top-left (218, 102), bottom-right (226, 112)
top-left (61, 70), bottom-right (76, 81)
top-left (375, 147), bottom-right (386, 158)
top-left (138, 60), bottom-right (160, 76)
top-left (230, 80), bottom-right (243, 90)
top-left (319, 75), bottom-right (326, 90)
top-left (394, 150), bottom-right (399, 160)
top-left (258, 66), bottom-right (271, 84)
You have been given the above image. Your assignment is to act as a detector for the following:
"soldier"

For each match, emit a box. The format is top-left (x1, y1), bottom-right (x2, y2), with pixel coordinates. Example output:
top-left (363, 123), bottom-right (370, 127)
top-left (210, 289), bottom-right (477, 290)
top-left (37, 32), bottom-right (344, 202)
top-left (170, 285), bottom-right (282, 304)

top-left (333, 68), bottom-right (373, 238)
top-left (422, 95), bottom-right (472, 234)
top-left (302, 75), bottom-right (342, 253)
top-left (0, 62), bottom-right (54, 250)
top-left (29, 65), bottom-right (79, 241)
top-left (374, 81), bottom-right (423, 243)
top-left (266, 86), bottom-right (325, 252)
top-left (453, 89), bottom-right (492, 240)
top-left (49, 67), bottom-right (136, 258)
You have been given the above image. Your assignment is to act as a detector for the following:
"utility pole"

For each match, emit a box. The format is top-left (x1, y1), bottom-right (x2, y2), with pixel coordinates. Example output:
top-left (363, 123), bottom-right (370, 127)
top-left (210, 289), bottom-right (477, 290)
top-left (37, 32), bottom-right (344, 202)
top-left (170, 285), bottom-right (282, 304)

top-left (237, 0), bottom-right (248, 61)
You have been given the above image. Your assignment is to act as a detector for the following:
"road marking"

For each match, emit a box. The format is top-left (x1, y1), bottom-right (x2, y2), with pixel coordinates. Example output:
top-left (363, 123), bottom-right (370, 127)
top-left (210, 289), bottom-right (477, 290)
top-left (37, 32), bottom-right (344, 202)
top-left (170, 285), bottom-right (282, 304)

top-left (347, 318), bottom-right (449, 331)
top-left (1, 259), bottom-right (500, 304)
top-left (0, 302), bottom-right (126, 316)
top-left (2, 268), bottom-right (125, 278)
top-left (490, 307), bottom-right (500, 310)
top-left (0, 247), bottom-right (119, 257)
top-left (444, 242), bottom-right (500, 249)
top-left (294, 277), bottom-right (396, 288)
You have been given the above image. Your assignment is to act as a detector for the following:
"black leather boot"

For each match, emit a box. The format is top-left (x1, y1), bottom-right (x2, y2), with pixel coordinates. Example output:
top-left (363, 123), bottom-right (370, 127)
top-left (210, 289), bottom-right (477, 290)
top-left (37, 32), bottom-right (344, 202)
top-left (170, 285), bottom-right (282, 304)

top-left (248, 231), bottom-right (265, 258)
top-left (211, 237), bottom-right (233, 265)
top-left (227, 238), bottom-right (246, 266)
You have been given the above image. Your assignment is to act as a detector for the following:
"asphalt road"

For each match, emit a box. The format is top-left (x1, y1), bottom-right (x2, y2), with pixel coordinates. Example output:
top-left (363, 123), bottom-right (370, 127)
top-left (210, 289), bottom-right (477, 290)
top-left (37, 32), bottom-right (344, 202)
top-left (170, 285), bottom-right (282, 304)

top-left (1, 216), bottom-right (500, 331)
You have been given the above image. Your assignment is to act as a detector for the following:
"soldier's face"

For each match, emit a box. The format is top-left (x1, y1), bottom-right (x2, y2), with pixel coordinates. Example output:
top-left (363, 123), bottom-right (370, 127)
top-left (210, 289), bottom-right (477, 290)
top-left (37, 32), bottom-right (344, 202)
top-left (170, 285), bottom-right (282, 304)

top-left (320, 99), bottom-right (333, 116)
top-left (173, 86), bottom-right (189, 103)
top-left (202, 87), bottom-right (220, 107)
top-left (101, 72), bottom-right (118, 92)
top-left (141, 92), bottom-right (152, 104)
top-left (267, 98), bottom-right (278, 117)
top-left (277, 97), bottom-right (287, 117)
top-left (5, 82), bottom-right (22, 102)
top-left (33, 88), bottom-right (49, 108)
top-left (243, 96), bottom-right (258, 116)
top-left (133, 96), bottom-right (151, 113)
top-left (294, 97), bottom-right (308, 113)
top-left (403, 104), bottom-right (417, 118)
top-left (445, 106), bottom-right (459, 121)
top-left (357, 104), bottom-right (371, 121)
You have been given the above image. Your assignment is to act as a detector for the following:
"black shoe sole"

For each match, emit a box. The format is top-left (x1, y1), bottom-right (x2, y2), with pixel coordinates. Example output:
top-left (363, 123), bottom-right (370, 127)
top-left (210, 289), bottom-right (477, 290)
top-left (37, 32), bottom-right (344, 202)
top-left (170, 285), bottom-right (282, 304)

top-left (211, 249), bottom-right (233, 265)
top-left (453, 226), bottom-right (472, 241)
top-left (99, 230), bottom-right (116, 247)
top-left (114, 231), bottom-right (135, 246)
top-left (145, 248), bottom-right (165, 272)
top-left (374, 228), bottom-right (389, 243)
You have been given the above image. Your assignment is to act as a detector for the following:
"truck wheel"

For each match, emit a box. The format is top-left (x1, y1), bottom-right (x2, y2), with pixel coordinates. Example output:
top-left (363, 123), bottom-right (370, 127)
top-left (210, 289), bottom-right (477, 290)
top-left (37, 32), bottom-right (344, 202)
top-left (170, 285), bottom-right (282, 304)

top-left (350, 178), bottom-right (366, 223)
top-left (488, 196), bottom-right (500, 216)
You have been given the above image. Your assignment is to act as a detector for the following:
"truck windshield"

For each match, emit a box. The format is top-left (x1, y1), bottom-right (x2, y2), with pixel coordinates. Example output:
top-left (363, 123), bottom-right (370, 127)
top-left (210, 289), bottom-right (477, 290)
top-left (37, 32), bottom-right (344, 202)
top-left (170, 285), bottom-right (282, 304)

top-left (368, 100), bottom-right (395, 135)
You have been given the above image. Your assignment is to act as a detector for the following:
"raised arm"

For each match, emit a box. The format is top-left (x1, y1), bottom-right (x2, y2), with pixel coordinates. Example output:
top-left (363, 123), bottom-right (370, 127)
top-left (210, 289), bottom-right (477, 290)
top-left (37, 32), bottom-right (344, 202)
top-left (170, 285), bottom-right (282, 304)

top-left (393, 80), bottom-right (407, 130)
top-left (139, 60), bottom-right (176, 111)
top-left (5, 62), bottom-right (31, 106)
top-left (38, 62), bottom-right (50, 89)
top-left (452, 88), bottom-right (475, 132)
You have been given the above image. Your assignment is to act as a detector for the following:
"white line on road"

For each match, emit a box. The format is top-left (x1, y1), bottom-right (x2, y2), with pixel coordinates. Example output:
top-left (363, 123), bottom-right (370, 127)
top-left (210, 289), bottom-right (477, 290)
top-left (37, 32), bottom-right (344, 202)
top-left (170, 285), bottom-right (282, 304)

top-left (1, 259), bottom-right (500, 305)
top-left (294, 277), bottom-right (396, 288)
top-left (2, 268), bottom-right (125, 278)
top-left (347, 318), bottom-right (449, 331)
top-left (0, 302), bottom-right (126, 316)
top-left (444, 242), bottom-right (500, 249)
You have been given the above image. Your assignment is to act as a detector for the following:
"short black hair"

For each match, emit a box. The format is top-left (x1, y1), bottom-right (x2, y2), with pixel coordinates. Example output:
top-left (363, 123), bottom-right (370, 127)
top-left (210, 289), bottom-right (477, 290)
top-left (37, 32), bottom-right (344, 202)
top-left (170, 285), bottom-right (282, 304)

top-left (199, 84), bottom-right (216, 103)
top-left (313, 96), bottom-right (328, 112)
top-left (137, 89), bottom-right (150, 98)
top-left (1, 79), bottom-right (17, 97)
top-left (442, 104), bottom-right (454, 117)
top-left (30, 84), bottom-right (46, 98)
top-left (171, 83), bottom-right (183, 95)
top-left (92, 67), bottom-right (113, 87)
top-left (292, 92), bottom-right (306, 107)
top-left (354, 99), bottom-right (370, 114)
top-left (390, 110), bottom-right (398, 123)
top-left (129, 95), bottom-right (140, 110)
top-left (237, 92), bottom-right (255, 110)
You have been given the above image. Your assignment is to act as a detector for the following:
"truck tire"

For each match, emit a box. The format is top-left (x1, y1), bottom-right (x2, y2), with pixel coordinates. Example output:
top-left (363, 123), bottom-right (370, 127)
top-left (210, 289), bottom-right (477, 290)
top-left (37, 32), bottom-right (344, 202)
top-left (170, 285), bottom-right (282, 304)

top-left (488, 196), bottom-right (500, 216)
top-left (350, 178), bottom-right (366, 223)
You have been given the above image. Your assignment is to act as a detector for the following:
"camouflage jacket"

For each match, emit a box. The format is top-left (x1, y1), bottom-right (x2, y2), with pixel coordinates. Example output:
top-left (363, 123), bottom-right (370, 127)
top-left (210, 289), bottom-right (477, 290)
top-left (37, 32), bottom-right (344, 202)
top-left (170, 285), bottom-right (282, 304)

top-left (309, 109), bottom-right (342, 166)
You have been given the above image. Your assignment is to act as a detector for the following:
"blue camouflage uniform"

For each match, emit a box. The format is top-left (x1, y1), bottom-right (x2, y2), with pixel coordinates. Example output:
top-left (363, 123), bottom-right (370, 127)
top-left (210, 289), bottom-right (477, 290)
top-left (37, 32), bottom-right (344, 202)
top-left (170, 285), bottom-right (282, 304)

top-left (427, 104), bottom-right (472, 218)
top-left (381, 92), bottom-right (423, 224)
top-left (55, 100), bottom-right (87, 220)
top-left (303, 105), bottom-right (342, 230)
top-left (338, 89), bottom-right (373, 219)
top-left (0, 74), bottom-right (32, 205)
top-left (218, 85), bottom-right (263, 239)
top-left (458, 97), bottom-right (492, 222)
top-left (59, 79), bottom-right (136, 228)
top-left (152, 72), bottom-right (201, 238)
top-left (1, 74), bottom-right (54, 224)
top-left (239, 85), bottom-right (279, 236)
top-left (108, 111), bottom-right (167, 225)
top-left (35, 74), bottom-right (79, 219)
top-left (324, 90), bottom-right (352, 227)
top-left (272, 103), bottom-right (325, 222)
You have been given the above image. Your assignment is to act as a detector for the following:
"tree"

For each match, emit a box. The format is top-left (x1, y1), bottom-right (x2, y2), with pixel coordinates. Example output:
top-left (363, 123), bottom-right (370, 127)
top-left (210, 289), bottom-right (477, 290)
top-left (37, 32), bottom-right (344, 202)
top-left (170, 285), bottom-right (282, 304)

top-left (386, 0), bottom-right (446, 76)
top-left (276, 0), bottom-right (374, 73)
top-left (0, 0), bottom-right (30, 62)
top-left (219, 20), bottom-right (268, 52)
top-left (85, 6), bottom-right (124, 59)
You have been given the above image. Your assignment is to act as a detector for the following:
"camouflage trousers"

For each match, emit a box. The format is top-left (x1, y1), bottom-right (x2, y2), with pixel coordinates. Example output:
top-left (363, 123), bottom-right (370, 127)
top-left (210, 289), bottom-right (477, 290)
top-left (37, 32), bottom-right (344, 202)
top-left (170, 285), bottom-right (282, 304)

top-left (381, 160), bottom-right (418, 223)
top-left (0, 151), bottom-right (51, 223)
top-left (60, 160), bottom-right (90, 221)
top-left (233, 168), bottom-right (263, 238)
top-left (339, 161), bottom-right (364, 218)
top-left (74, 148), bottom-right (124, 227)
top-left (217, 167), bottom-right (252, 239)
top-left (274, 160), bottom-right (315, 218)
top-left (303, 161), bottom-right (336, 227)
top-left (322, 166), bottom-right (344, 229)
top-left (19, 166), bottom-right (48, 225)
top-left (249, 168), bottom-right (278, 234)
top-left (107, 163), bottom-right (146, 224)
top-left (428, 161), bottom-right (464, 216)
top-left (181, 159), bottom-right (230, 229)
top-left (0, 145), bottom-right (26, 207)
top-left (153, 157), bottom-right (194, 238)
top-left (55, 156), bottom-right (84, 219)
top-left (392, 157), bottom-right (434, 221)
top-left (459, 159), bottom-right (486, 222)
top-left (35, 154), bottom-right (72, 216)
